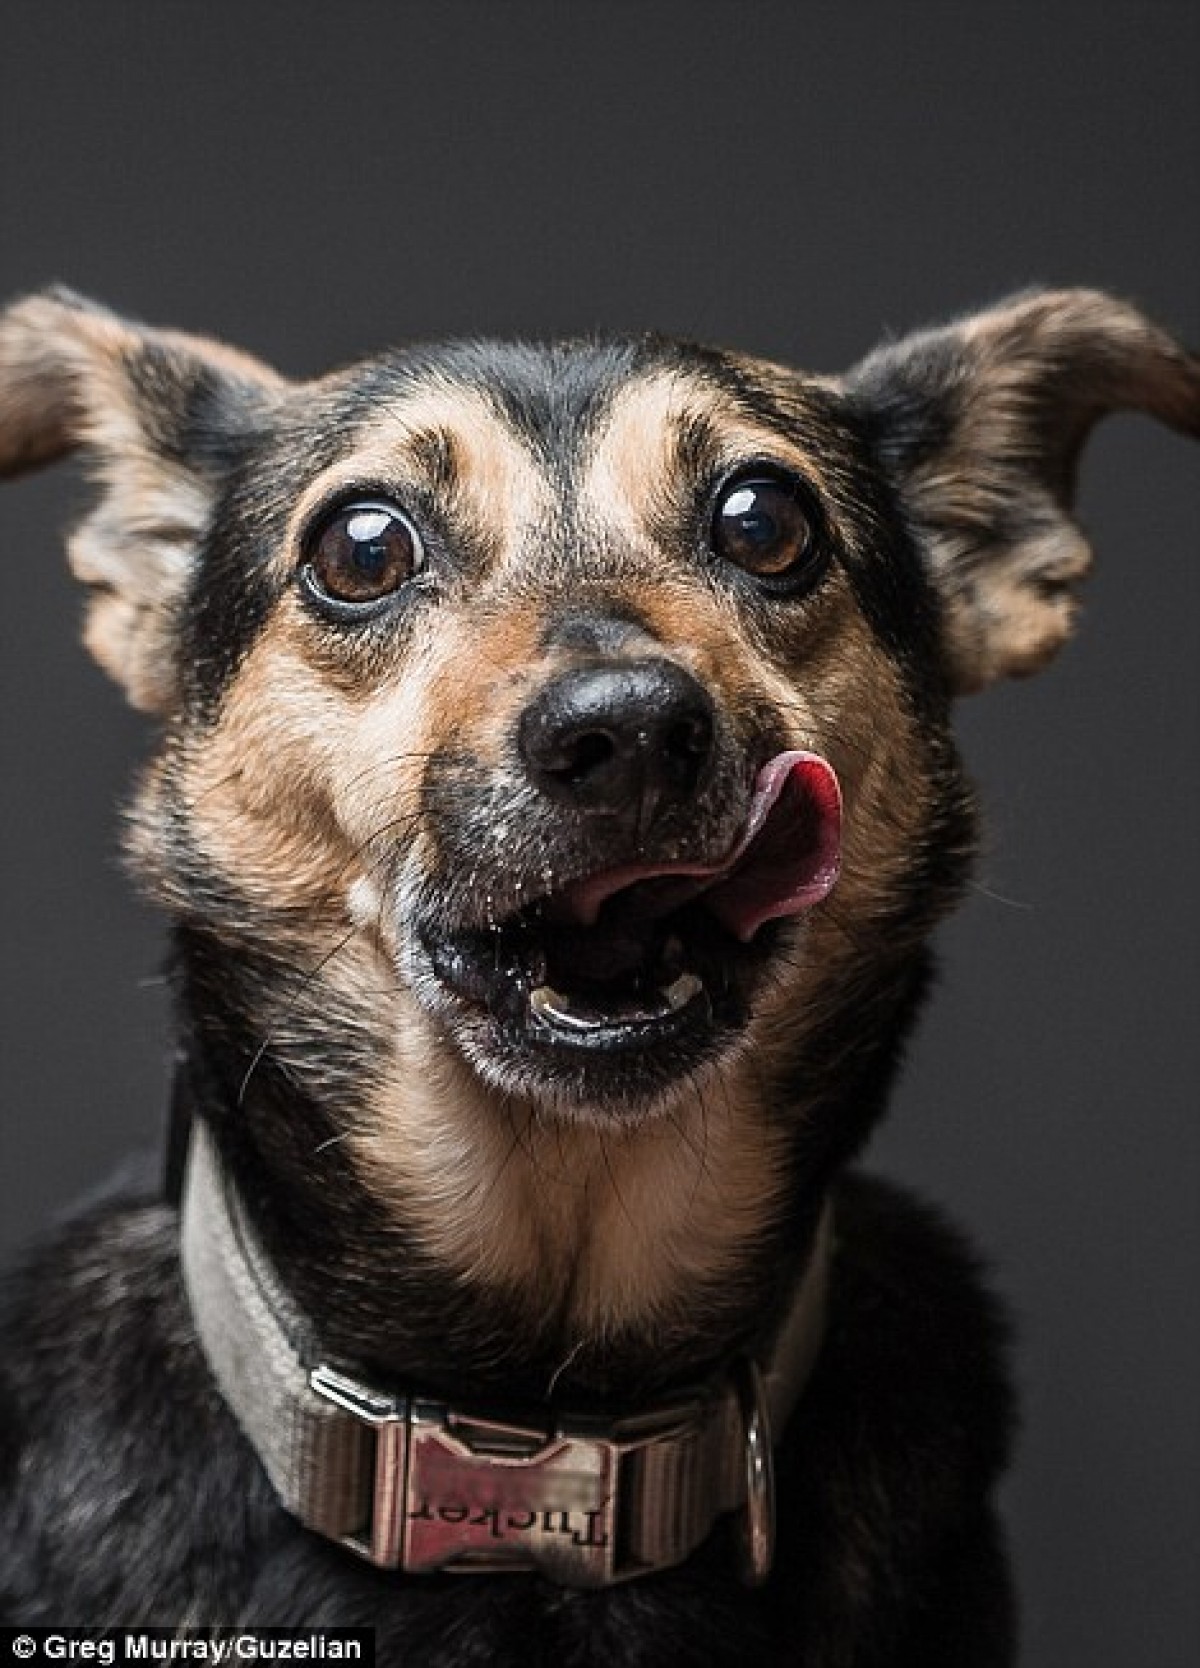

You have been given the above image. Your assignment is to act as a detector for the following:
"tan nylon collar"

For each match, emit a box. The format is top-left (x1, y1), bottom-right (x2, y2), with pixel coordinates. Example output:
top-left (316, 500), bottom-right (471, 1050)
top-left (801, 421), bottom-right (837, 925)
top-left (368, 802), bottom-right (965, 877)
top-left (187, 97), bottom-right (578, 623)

top-left (180, 1120), bottom-right (833, 1588)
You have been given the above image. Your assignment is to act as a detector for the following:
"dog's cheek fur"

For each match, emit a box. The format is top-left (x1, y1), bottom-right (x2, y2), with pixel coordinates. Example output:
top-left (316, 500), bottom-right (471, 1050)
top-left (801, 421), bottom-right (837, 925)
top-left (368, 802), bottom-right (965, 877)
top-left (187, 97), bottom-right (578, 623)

top-left (740, 629), bottom-right (971, 1188)
top-left (133, 664), bottom-right (349, 941)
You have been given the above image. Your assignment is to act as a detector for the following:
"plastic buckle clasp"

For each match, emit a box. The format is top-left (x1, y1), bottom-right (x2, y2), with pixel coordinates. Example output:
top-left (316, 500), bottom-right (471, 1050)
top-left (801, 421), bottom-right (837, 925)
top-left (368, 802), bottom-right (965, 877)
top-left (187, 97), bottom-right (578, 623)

top-left (309, 1363), bottom-right (410, 1567)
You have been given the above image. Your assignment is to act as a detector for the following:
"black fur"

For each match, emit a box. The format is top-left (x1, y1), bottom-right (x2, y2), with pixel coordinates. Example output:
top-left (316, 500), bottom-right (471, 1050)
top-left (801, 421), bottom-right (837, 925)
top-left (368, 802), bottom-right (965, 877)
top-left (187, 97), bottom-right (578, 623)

top-left (0, 1174), bottom-right (1014, 1664)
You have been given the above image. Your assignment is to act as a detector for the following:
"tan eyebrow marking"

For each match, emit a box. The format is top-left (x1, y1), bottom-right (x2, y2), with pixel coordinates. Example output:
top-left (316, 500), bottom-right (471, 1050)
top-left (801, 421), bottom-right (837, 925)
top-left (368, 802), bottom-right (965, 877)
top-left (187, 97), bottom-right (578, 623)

top-left (286, 385), bottom-right (557, 575)
top-left (403, 425), bottom-right (458, 494)
top-left (579, 371), bottom-right (838, 547)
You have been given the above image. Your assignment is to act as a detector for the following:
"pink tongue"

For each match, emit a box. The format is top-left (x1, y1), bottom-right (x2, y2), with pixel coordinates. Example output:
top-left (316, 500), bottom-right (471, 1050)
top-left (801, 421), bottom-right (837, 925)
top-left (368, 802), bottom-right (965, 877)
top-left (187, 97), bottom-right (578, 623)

top-left (558, 751), bottom-right (842, 943)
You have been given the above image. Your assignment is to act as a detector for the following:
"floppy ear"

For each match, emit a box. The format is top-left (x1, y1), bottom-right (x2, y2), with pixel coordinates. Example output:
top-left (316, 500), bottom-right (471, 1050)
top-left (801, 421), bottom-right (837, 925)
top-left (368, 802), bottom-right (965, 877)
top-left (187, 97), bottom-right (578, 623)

top-left (845, 289), bottom-right (1200, 693)
top-left (0, 287), bottom-right (284, 711)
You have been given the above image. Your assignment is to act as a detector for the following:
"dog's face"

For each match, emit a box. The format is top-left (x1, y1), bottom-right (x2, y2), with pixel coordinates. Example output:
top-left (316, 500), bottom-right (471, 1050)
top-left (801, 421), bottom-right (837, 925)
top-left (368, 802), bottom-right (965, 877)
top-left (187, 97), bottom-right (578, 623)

top-left (2, 288), bottom-right (1195, 1336)
top-left (170, 339), bottom-right (929, 1119)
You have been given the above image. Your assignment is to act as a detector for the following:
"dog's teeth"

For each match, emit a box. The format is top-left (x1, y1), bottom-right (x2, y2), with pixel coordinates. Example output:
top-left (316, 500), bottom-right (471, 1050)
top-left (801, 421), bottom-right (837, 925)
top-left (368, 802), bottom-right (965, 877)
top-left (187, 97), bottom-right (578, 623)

top-left (529, 985), bottom-right (593, 1029)
top-left (531, 973), bottom-right (703, 1030)
top-left (664, 972), bottom-right (703, 1012)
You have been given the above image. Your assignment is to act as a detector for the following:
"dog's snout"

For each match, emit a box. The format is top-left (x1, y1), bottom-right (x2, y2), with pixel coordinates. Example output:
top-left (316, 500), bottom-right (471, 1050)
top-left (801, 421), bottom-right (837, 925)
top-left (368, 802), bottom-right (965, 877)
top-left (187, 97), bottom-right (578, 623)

top-left (518, 660), bottom-right (716, 826)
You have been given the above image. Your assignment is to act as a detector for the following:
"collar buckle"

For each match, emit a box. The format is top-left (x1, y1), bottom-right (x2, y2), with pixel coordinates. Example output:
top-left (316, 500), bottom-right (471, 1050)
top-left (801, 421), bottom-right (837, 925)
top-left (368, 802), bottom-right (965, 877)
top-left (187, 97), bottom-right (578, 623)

top-left (311, 1365), bottom-right (725, 1586)
top-left (406, 1401), bottom-right (632, 1584)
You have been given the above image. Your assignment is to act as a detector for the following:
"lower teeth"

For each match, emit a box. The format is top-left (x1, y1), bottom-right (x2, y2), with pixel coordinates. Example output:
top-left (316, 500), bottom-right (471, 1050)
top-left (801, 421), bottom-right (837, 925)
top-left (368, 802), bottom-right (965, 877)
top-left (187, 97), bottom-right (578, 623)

top-left (664, 971), bottom-right (702, 1011)
top-left (529, 970), bottom-right (704, 1030)
top-left (529, 987), bottom-right (595, 1030)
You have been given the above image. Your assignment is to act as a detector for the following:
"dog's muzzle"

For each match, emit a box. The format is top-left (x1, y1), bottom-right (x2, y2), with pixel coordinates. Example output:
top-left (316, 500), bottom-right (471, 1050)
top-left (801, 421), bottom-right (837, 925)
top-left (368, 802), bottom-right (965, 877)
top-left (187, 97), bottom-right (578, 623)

top-left (417, 746), bottom-right (843, 1092)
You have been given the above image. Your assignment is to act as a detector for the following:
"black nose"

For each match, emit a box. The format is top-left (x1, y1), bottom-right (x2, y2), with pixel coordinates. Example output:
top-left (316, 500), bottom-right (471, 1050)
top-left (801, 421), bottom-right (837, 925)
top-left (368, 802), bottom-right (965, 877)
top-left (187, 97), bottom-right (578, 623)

top-left (518, 659), bottom-right (716, 828)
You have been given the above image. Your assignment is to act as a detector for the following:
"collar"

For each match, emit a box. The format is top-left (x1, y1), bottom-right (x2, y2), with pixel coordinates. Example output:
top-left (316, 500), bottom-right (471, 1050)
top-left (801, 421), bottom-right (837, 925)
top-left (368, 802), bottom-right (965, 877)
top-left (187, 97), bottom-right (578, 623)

top-left (180, 1119), bottom-right (833, 1589)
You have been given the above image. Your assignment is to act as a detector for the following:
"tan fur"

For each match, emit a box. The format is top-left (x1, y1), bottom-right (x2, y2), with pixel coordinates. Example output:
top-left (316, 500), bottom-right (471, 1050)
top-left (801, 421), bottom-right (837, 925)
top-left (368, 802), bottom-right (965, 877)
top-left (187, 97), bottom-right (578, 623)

top-left (173, 625), bottom-right (369, 923)
top-left (292, 385), bottom-right (556, 572)
top-left (936, 522), bottom-right (1093, 691)
top-left (352, 1034), bottom-right (791, 1332)
top-left (68, 473), bottom-right (212, 711)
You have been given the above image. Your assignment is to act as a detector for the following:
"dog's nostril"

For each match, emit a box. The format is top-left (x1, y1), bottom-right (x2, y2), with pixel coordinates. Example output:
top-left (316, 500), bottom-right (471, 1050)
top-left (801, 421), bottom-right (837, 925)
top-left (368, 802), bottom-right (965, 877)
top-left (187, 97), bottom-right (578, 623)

top-left (562, 729), bottom-right (617, 785)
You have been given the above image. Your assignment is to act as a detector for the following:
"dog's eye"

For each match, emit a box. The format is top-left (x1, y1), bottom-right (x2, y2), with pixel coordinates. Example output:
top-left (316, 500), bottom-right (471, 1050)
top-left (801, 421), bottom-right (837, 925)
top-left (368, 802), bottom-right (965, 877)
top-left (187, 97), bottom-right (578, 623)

top-left (304, 501), bottom-right (423, 605)
top-left (712, 474), bottom-right (819, 585)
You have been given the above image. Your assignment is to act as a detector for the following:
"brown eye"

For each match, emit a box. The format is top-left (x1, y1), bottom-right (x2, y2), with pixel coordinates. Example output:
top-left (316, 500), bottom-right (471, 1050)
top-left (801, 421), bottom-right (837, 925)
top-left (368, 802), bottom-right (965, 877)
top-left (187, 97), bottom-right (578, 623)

top-left (304, 500), bottom-right (422, 606)
top-left (712, 473), bottom-right (819, 585)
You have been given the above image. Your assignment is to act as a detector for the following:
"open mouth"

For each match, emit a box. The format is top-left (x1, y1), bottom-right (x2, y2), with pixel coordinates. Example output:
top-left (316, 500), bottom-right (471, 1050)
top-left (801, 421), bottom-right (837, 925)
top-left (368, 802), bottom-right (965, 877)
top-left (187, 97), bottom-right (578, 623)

top-left (420, 752), bottom-right (842, 1072)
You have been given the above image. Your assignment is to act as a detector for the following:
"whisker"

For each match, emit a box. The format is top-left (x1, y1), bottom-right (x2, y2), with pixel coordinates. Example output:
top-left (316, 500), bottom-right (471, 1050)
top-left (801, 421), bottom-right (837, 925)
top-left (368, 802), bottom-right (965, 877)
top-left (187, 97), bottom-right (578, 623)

top-left (337, 749), bottom-right (441, 798)
top-left (238, 923), bottom-right (360, 1107)
top-left (969, 878), bottom-right (1032, 910)
top-left (597, 1130), bottom-right (636, 1231)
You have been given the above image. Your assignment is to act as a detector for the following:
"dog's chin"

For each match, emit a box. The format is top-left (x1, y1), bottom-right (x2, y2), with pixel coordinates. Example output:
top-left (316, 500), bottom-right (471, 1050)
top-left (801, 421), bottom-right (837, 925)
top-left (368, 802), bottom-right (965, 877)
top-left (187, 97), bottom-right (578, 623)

top-left (410, 893), bottom-right (780, 1119)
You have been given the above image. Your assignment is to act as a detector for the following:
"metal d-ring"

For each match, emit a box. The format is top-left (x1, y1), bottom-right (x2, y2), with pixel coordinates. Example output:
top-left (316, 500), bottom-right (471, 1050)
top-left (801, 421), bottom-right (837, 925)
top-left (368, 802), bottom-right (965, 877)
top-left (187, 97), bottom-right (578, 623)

top-left (734, 1358), bottom-right (776, 1586)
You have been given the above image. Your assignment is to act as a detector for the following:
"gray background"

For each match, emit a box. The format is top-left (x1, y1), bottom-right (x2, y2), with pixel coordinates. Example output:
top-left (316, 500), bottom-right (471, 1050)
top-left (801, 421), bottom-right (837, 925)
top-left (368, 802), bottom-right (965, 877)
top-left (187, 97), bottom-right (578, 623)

top-left (1, 2), bottom-right (1196, 1660)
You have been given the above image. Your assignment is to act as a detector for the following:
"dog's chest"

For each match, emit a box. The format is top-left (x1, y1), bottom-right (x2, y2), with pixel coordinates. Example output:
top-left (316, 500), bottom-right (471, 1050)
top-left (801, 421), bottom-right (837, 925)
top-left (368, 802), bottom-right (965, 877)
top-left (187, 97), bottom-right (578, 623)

top-left (0, 1177), bottom-right (1013, 1664)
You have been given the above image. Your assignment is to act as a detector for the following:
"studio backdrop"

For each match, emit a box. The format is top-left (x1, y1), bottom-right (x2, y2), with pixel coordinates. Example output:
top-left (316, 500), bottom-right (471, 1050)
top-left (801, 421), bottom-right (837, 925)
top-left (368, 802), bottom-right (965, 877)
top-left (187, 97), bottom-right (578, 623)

top-left (1, 4), bottom-right (1196, 1663)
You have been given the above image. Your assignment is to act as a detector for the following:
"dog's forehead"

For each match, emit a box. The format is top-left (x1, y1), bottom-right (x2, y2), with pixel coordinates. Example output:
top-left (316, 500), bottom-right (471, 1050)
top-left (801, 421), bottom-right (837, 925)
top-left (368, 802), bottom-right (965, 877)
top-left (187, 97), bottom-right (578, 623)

top-left (308, 336), bottom-right (829, 531)
top-left (349, 334), bottom-right (715, 459)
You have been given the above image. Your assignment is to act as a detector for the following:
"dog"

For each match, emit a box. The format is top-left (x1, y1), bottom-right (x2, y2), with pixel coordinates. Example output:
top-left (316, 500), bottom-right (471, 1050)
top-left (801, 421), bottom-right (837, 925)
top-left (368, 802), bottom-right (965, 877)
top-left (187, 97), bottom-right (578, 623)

top-left (0, 286), bottom-right (1195, 1662)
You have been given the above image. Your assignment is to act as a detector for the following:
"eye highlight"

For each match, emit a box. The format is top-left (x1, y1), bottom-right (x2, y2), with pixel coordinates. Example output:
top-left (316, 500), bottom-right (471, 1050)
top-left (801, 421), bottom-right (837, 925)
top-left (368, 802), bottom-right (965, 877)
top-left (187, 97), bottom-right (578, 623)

top-left (712, 471), bottom-right (822, 589)
top-left (302, 499), bottom-right (423, 608)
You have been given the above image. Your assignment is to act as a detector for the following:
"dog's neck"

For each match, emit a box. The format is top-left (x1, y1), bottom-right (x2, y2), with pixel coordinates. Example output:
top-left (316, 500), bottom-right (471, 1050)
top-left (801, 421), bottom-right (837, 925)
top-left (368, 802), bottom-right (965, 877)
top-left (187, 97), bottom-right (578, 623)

top-left (175, 1049), bottom-right (826, 1409)
top-left (180, 1113), bottom-right (833, 1584)
top-left (172, 923), bottom-right (924, 1405)
top-left (181, 1124), bottom-right (829, 1412)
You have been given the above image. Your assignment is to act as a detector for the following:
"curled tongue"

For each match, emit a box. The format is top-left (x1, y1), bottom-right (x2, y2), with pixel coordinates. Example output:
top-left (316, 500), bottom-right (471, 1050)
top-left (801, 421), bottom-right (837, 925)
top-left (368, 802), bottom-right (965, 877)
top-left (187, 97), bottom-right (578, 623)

top-left (703, 751), bottom-right (843, 939)
top-left (559, 751), bottom-right (842, 943)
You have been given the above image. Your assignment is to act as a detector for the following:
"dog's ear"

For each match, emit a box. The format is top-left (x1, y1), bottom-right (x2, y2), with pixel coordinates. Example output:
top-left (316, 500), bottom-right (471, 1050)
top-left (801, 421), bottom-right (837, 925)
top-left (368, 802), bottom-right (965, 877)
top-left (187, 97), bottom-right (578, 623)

top-left (0, 287), bottom-right (284, 711)
top-left (845, 290), bottom-right (1200, 693)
